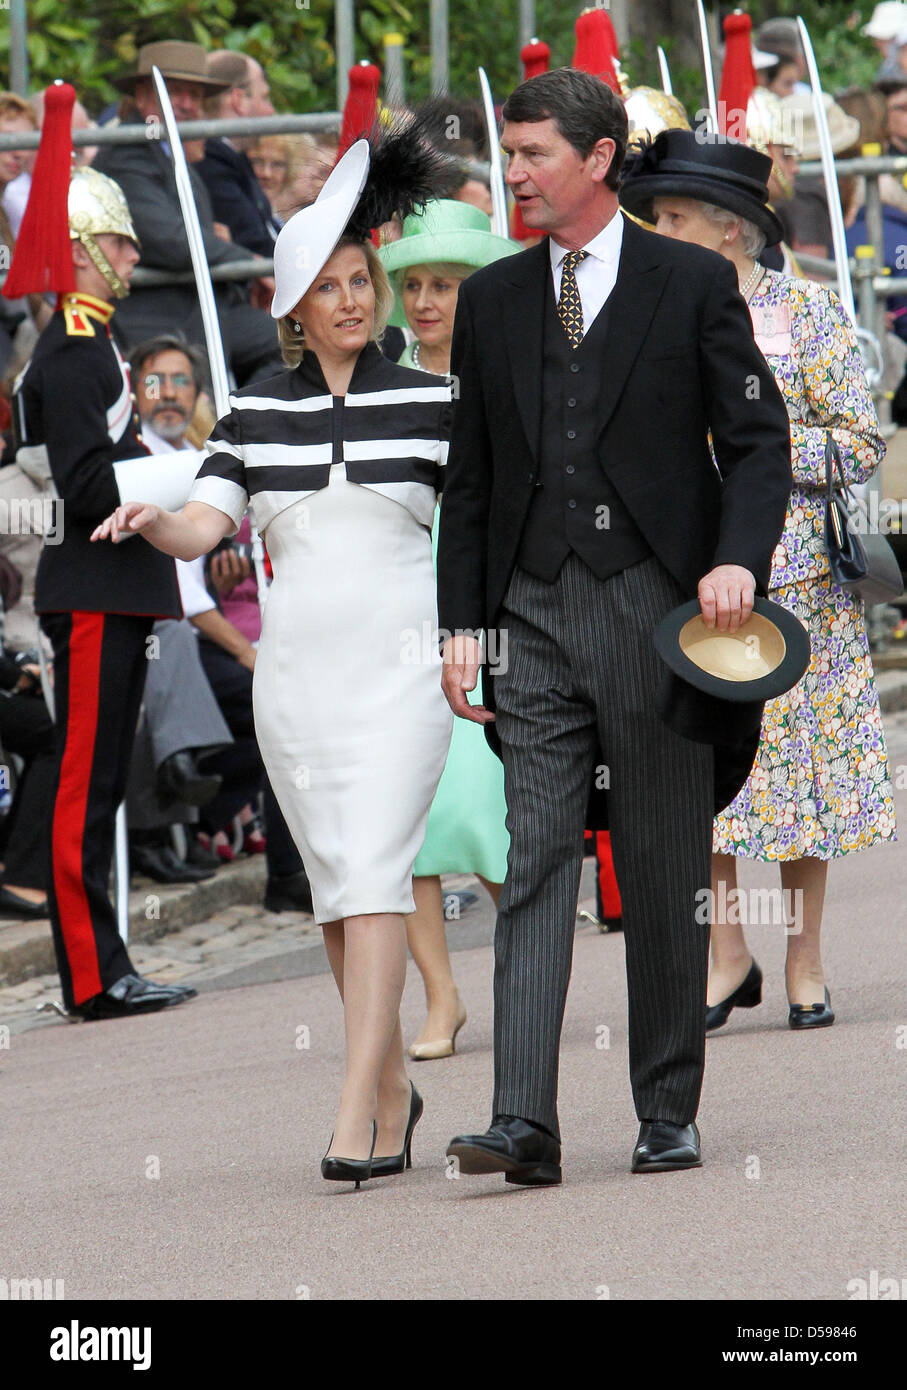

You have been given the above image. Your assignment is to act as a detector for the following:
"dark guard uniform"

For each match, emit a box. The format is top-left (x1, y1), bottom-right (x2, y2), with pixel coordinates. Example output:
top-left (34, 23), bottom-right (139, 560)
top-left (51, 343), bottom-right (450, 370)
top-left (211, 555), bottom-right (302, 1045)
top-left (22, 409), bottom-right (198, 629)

top-left (3, 94), bottom-right (194, 1017)
top-left (16, 288), bottom-right (182, 1009)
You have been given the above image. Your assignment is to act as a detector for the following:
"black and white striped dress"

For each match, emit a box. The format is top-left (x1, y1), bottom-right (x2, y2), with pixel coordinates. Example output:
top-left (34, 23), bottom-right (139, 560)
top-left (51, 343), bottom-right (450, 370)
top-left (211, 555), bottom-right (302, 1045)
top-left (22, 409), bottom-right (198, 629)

top-left (190, 343), bottom-right (454, 921)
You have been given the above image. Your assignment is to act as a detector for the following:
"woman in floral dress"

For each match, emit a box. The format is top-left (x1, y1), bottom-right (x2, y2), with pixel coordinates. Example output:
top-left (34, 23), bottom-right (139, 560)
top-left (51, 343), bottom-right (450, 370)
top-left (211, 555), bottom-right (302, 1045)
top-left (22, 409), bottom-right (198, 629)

top-left (619, 127), bottom-right (894, 1034)
top-left (620, 130), bottom-right (897, 1032)
top-left (706, 266), bottom-right (896, 1029)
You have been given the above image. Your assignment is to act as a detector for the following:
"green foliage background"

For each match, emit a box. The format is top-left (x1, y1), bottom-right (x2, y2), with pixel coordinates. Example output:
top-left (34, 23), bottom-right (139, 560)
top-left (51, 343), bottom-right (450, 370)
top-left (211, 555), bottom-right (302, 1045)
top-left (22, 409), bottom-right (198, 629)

top-left (0, 1), bottom-right (889, 116)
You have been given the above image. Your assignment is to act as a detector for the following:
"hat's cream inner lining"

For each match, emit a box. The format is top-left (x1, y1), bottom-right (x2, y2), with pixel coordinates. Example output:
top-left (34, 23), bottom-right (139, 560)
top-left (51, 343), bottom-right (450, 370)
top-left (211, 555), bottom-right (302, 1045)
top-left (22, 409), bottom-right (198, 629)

top-left (678, 612), bottom-right (787, 682)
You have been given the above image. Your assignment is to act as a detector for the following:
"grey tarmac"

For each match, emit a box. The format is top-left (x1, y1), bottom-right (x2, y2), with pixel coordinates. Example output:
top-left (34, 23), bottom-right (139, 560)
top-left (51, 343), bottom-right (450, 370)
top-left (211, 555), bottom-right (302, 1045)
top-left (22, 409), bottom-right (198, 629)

top-left (0, 716), bottom-right (905, 1301)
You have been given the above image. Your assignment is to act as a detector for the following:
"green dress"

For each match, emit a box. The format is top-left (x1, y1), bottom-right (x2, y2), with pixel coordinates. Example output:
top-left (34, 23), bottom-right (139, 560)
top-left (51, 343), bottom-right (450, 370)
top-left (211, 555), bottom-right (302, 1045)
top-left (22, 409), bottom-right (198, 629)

top-left (413, 509), bottom-right (510, 880)
top-left (401, 341), bottom-right (510, 882)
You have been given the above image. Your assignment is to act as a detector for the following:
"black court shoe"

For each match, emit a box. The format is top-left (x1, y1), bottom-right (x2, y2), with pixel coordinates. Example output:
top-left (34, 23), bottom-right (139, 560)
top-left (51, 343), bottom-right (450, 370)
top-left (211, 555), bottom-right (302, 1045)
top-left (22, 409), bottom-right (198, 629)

top-left (321, 1121), bottom-right (377, 1190)
top-left (705, 958), bottom-right (763, 1032)
top-left (371, 1084), bottom-right (424, 1178)
top-left (788, 986), bottom-right (835, 1030)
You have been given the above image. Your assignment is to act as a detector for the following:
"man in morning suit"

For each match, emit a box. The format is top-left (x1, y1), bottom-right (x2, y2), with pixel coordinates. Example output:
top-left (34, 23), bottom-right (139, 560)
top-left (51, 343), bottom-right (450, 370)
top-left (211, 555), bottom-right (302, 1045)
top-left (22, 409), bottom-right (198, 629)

top-left (438, 69), bottom-right (793, 1183)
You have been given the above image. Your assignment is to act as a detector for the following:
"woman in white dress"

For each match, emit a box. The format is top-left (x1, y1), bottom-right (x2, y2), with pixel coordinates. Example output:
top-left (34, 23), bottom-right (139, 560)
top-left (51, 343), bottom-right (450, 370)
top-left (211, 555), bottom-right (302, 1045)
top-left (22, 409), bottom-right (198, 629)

top-left (91, 129), bottom-right (453, 1187)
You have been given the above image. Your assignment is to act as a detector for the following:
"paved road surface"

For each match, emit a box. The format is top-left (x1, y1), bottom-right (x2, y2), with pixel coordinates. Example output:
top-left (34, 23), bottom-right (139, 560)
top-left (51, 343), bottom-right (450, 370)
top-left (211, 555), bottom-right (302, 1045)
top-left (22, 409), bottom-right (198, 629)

top-left (2, 717), bottom-right (906, 1301)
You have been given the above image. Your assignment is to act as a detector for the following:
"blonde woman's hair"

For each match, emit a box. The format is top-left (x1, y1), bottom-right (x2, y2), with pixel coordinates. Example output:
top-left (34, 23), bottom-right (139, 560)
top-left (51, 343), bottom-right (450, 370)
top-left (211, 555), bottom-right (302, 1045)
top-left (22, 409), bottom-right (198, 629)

top-left (396, 261), bottom-right (474, 288)
top-left (277, 237), bottom-right (394, 368)
top-left (0, 91), bottom-right (37, 126)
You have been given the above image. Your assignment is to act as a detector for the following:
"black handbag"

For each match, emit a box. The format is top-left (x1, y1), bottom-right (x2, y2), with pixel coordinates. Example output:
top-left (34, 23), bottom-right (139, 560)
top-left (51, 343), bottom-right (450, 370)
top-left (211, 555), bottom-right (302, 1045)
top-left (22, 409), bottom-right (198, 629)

top-left (823, 432), bottom-right (903, 606)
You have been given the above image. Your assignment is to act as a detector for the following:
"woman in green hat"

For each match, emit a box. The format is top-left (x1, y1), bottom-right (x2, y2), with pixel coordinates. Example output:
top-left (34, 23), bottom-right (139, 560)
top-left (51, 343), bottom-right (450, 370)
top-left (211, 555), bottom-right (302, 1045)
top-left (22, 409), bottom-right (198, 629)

top-left (380, 200), bottom-right (518, 1060)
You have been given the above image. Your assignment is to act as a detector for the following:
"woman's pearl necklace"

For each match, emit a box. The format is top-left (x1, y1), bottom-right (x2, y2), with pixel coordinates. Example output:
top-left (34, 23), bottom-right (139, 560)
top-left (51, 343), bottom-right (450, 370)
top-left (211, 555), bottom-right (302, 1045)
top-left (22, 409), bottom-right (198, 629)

top-left (740, 260), bottom-right (765, 302)
top-left (412, 339), bottom-right (448, 376)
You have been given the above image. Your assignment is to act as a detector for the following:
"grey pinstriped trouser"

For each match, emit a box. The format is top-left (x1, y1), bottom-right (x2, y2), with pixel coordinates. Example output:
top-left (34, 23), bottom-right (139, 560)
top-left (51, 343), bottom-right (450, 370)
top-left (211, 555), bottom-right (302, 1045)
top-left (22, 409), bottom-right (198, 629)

top-left (491, 553), bottom-right (713, 1138)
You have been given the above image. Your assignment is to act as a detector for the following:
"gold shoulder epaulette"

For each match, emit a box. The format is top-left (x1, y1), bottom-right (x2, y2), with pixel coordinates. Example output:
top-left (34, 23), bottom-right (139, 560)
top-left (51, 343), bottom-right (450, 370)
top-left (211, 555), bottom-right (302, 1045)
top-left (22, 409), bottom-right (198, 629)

top-left (62, 297), bottom-right (96, 337)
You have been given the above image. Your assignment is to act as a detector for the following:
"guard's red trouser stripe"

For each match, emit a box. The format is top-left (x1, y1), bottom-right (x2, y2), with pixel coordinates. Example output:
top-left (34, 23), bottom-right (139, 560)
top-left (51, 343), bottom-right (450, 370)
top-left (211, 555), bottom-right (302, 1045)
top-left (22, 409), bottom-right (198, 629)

top-left (52, 612), bottom-right (105, 1003)
top-left (596, 830), bottom-right (622, 919)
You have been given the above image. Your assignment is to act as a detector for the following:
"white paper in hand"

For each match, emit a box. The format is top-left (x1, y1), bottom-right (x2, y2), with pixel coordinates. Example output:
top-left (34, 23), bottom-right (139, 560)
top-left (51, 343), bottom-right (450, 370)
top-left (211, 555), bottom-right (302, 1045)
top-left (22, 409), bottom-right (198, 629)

top-left (113, 450), bottom-right (204, 512)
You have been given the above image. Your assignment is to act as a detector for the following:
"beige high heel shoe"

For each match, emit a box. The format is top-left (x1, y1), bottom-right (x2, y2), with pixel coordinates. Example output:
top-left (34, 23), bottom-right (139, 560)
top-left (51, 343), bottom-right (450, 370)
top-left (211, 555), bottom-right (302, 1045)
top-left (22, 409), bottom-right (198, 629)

top-left (408, 1005), bottom-right (467, 1061)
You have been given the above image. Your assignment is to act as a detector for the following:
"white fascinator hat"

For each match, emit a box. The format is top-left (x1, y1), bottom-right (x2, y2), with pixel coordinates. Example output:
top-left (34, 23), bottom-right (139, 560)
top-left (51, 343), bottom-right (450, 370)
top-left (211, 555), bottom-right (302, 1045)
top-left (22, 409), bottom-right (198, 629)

top-left (270, 119), bottom-right (451, 321)
top-left (271, 141), bottom-right (370, 318)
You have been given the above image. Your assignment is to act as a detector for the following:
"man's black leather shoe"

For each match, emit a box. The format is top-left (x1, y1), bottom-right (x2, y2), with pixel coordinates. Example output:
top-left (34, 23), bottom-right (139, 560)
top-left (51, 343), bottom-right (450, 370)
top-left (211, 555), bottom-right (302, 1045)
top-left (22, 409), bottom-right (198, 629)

top-left (156, 751), bottom-right (223, 808)
top-left (131, 843), bottom-right (217, 884)
top-left (264, 869), bottom-right (314, 914)
top-left (632, 1120), bottom-right (702, 1173)
top-left (72, 973), bottom-right (197, 1021)
top-left (446, 1115), bottom-right (562, 1186)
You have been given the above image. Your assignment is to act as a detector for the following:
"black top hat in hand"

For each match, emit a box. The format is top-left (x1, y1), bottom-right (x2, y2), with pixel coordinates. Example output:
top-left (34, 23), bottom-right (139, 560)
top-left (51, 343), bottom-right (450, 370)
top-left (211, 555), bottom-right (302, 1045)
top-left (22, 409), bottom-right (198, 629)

top-left (654, 596), bottom-right (810, 704)
top-left (618, 128), bottom-right (785, 248)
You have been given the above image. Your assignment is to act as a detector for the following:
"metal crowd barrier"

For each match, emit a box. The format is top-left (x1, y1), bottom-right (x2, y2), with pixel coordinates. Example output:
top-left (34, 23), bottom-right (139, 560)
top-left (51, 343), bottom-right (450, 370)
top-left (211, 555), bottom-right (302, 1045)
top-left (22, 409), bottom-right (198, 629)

top-left (0, 112), bottom-right (343, 150)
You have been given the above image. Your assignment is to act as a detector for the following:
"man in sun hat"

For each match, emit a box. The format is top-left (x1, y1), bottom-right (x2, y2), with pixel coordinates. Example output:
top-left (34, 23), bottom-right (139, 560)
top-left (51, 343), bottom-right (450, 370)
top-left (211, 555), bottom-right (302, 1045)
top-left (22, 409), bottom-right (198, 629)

top-left (94, 41), bottom-right (283, 384)
top-left (863, 2), bottom-right (907, 56)
top-left (780, 90), bottom-right (861, 259)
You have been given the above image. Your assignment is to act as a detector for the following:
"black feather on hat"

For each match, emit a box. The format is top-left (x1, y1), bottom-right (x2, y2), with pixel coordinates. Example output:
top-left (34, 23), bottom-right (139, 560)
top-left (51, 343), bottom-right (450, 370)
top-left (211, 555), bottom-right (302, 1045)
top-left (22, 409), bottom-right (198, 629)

top-left (271, 114), bottom-right (456, 319)
top-left (346, 115), bottom-right (456, 240)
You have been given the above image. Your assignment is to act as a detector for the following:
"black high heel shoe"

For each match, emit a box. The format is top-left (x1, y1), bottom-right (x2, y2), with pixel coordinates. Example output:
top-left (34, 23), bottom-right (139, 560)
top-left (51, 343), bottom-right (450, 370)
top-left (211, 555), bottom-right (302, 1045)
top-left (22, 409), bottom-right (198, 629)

top-left (371, 1084), bottom-right (423, 1178)
top-left (705, 959), bottom-right (763, 1032)
top-left (321, 1120), bottom-right (377, 1190)
top-left (788, 986), bottom-right (835, 1030)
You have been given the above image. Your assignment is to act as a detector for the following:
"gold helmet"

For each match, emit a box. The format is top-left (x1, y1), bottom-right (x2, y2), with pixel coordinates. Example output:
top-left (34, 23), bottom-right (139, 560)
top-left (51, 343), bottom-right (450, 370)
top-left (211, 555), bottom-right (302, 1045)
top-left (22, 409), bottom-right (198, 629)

top-left (68, 167), bottom-right (140, 299)
top-left (625, 87), bottom-right (691, 151)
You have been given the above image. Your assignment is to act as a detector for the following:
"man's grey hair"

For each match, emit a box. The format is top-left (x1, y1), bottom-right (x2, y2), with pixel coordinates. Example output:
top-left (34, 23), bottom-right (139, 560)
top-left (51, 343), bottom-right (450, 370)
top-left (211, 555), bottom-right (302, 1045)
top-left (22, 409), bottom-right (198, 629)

top-left (129, 335), bottom-right (209, 396)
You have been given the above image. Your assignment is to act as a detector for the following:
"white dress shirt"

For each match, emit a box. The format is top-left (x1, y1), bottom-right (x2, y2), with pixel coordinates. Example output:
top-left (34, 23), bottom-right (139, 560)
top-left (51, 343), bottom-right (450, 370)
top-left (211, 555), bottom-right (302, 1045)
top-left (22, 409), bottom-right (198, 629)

top-left (549, 210), bottom-right (624, 337)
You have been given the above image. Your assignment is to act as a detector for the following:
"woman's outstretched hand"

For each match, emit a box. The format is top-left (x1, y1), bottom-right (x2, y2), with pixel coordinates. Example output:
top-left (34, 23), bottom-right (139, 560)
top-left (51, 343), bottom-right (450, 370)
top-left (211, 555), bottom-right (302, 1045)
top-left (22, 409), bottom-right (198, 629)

top-left (91, 502), bottom-right (162, 544)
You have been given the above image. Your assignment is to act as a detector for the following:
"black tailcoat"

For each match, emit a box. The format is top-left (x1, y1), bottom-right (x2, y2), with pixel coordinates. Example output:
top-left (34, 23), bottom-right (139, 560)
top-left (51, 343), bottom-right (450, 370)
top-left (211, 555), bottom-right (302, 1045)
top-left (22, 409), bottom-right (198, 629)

top-left (437, 215), bottom-right (794, 822)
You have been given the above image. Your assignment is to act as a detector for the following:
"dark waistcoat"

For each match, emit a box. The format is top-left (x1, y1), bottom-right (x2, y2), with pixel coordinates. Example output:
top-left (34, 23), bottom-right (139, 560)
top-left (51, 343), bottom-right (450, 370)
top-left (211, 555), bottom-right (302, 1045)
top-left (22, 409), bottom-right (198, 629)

top-left (517, 276), bottom-right (652, 582)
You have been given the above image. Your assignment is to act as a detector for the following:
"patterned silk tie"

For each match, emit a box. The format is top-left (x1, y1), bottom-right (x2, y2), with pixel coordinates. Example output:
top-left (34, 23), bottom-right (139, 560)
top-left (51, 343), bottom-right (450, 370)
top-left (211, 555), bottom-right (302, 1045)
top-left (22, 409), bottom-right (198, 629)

top-left (557, 249), bottom-right (588, 348)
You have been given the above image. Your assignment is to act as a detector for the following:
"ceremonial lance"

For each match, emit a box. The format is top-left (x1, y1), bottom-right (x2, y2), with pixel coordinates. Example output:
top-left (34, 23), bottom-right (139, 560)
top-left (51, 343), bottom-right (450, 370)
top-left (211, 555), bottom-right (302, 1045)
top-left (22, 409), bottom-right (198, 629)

top-left (149, 65), bottom-right (271, 610)
top-left (796, 19), bottom-right (883, 385)
top-left (695, 0), bottom-right (719, 132)
top-left (478, 67), bottom-right (509, 239)
top-left (795, 19), bottom-right (855, 325)
top-left (657, 46), bottom-right (673, 96)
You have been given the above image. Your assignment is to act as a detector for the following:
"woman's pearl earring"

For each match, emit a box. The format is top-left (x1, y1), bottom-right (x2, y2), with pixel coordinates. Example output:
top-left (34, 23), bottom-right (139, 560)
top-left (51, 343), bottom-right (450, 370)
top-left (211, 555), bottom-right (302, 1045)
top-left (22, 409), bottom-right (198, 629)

top-left (292, 319), bottom-right (302, 335)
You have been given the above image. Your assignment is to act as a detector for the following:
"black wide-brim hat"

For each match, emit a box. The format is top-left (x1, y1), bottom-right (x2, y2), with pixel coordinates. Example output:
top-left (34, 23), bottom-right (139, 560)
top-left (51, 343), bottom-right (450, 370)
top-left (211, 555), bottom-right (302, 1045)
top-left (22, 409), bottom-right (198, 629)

top-left (619, 128), bottom-right (785, 248)
top-left (654, 596), bottom-right (810, 704)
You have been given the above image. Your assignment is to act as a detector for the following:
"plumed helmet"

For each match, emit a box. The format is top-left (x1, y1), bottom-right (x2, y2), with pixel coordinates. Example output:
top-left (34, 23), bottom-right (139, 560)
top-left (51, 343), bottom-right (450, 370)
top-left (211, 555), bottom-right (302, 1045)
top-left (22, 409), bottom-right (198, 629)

top-left (625, 87), bottom-right (690, 150)
top-left (68, 167), bottom-right (140, 247)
